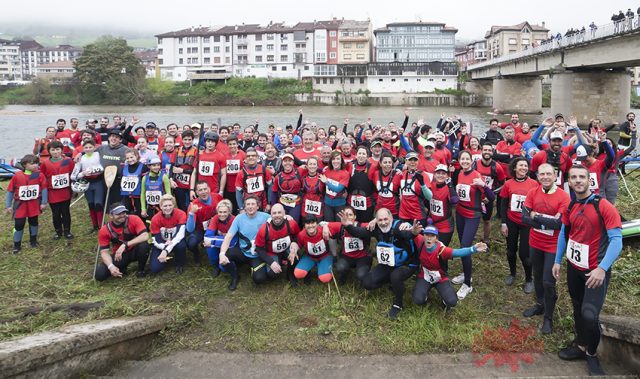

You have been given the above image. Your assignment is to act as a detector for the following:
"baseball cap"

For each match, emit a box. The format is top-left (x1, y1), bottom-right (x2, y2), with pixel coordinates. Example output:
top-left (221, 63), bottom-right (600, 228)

top-left (550, 131), bottom-right (564, 141)
top-left (554, 113), bottom-right (564, 120)
top-left (406, 151), bottom-right (419, 160)
top-left (147, 155), bottom-right (161, 165)
top-left (282, 153), bottom-right (294, 161)
top-left (109, 203), bottom-right (128, 215)
top-left (370, 139), bottom-right (383, 147)
top-left (145, 122), bottom-right (157, 129)
top-left (292, 135), bottom-right (302, 145)
top-left (435, 164), bottom-right (448, 172)
top-left (424, 141), bottom-right (435, 148)
top-left (575, 145), bottom-right (592, 161)
top-left (108, 129), bottom-right (123, 138)
top-left (423, 225), bottom-right (439, 236)
top-left (427, 133), bottom-right (436, 140)
top-left (190, 122), bottom-right (201, 129)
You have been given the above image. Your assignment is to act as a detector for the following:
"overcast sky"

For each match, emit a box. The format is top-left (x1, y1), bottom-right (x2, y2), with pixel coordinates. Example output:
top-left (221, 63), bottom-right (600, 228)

top-left (2, 0), bottom-right (638, 41)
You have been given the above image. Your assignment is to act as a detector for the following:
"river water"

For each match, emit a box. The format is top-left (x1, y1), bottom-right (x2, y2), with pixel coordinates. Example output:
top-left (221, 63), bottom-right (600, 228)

top-left (0, 104), bottom-right (635, 159)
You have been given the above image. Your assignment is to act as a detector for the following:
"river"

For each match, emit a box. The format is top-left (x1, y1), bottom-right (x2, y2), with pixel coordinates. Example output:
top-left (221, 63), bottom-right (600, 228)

top-left (0, 104), bottom-right (634, 159)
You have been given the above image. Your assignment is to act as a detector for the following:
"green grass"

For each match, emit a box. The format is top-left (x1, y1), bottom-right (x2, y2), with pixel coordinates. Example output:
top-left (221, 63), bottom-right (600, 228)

top-left (1, 178), bottom-right (639, 357)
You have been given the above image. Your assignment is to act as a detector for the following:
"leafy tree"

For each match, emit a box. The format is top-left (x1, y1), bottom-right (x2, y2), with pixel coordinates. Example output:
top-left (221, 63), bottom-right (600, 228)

top-left (74, 36), bottom-right (145, 104)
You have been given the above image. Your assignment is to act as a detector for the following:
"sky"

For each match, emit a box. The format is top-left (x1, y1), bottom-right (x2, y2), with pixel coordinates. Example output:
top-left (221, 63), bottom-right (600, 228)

top-left (2, 0), bottom-right (638, 42)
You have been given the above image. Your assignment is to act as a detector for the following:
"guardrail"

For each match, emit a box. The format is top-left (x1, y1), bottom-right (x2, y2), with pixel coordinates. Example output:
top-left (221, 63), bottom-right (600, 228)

top-left (468, 19), bottom-right (640, 71)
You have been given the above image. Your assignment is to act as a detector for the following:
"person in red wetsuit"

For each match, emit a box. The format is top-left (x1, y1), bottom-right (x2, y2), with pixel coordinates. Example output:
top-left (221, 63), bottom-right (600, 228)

top-left (465, 137), bottom-right (483, 163)
top-left (194, 131), bottom-right (227, 198)
top-left (170, 130), bottom-right (198, 212)
top-left (412, 225), bottom-right (487, 310)
top-left (429, 164), bottom-right (458, 274)
top-left (40, 141), bottom-right (75, 239)
top-left (235, 147), bottom-right (272, 212)
top-left (451, 150), bottom-right (495, 300)
top-left (222, 136), bottom-right (245, 213)
top-left (33, 127), bottom-right (56, 159)
top-left (270, 153), bottom-right (304, 223)
top-left (254, 204), bottom-right (301, 286)
top-left (472, 142), bottom-right (507, 244)
top-left (326, 206), bottom-right (372, 285)
top-left (54, 118), bottom-right (76, 157)
top-left (495, 126), bottom-right (522, 178)
top-left (347, 146), bottom-right (377, 223)
top-left (500, 157), bottom-right (538, 293)
top-left (301, 157), bottom-right (325, 220)
top-left (149, 195), bottom-right (188, 275)
top-left (5, 155), bottom-right (48, 253)
top-left (573, 144), bottom-right (615, 196)
top-left (292, 215), bottom-right (334, 284)
top-left (394, 151), bottom-right (432, 226)
top-left (372, 152), bottom-right (400, 217)
top-left (530, 130), bottom-right (572, 189)
top-left (185, 181), bottom-right (222, 266)
top-left (520, 163), bottom-right (570, 334)
top-left (553, 165), bottom-right (622, 376)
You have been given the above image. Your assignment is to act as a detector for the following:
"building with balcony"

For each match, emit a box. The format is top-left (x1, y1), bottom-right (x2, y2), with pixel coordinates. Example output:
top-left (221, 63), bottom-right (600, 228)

top-left (35, 60), bottom-right (75, 81)
top-left (16, 42), bottom-right (82, 79)
top-left (374, 22), bottom-right (457, 63)
top-left (0, 39), bottom-right (22, 81)
top-left (337, 20), bottom-right (373, 64)
top-left (485, 21), bottom-right (549, 59)
top-left (455, 40), bottom-right (487, 71)
top-left (135, 49), bottom-right (158, 78)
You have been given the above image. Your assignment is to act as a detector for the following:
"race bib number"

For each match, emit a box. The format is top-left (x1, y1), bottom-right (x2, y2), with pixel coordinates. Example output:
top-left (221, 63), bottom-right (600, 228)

top-left (304, 199), bottom-right (321, 215)
top-left (52, 173), bottom-right (70, 189)
top-left (510, 194), bottom-right (526, 213)
top-left (226, 159), bottom-right (240, 174)
top-left (325, 179), bottom-right (338, 197)
top-left (121, 176), bottom-right (139, 192)
top-left (59, 137), bottom-right (71, 147)
top-left (376, 246), bottom-right (395, 266)
top-left (145, 190), bottom-right (161, 205)
top-left (280, 194), bottom-right (299, 208)
top-left (566, 239), bottom-right (589, 269)
top-left (589, 172), bottom-right (598, 190)
top-left (456, 184), bottom-right (471, 202)
top-left (272, 236), bottom-right (291, 253)
top-left (377, 181), bottom-right (394, 198)
top-left (174, 173), bottom-right (190, 185)
top-left (160, 227), bottom-right (177, 241)
top-left (430, 199), bottom-right (444, 217)
top-left (350, 195), bottom-right (367, 211)
top-left (148, 144), bottom-right (159, 153)
top-left (202, 220), bottom-right (210, 230)
top-left (307, 240), bottom-right (327, 256)
top-left (344, 237), bottom-right (364, 253)
top-left (18, 185), bottom-right (39, 201)
top-left (246, 176), bottom-right (264, 193)
top-left (554, 168), bottom-right (562, 186)
top-left (199, 161), bottom-right (214, 176)
top-left (472, 154), bottom-right (482, 162)
top-left (483, 176), bottom-right (494, 189)
top-left (422, 267), bottom-right (442, 284)
top-left (400, 179), bottom-right (415, 197)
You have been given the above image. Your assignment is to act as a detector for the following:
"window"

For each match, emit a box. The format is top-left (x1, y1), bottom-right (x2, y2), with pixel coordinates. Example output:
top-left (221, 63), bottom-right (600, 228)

top-left (329, 52), bottom-right (336, 59)
top-left (179, 58), bottom-right (183, 64)
top-left (329, 78), bottom-right (334, 84)
top-left (349, 78), bottom-right (355, 84)
top-left (204, 47), bottom-right (210, 54)
top-left (214, 57), bottom-right (220, 63)
top-left (267, 34), bottom-right (275, 40)
top-left (379, 78), bottom-right (383, 82)
top-left (344, 43), bottom-right (352, 49)
top-left (416, 78), bottom-right (421, 82)
top-left (214, 46), bottom-right (220, 53)
top-left (255, 34), bottom-right (262, 41)
top-left (280, 34), bottom-right (288, 40)
top-left (508, 38), bottom-right (517, 45)
top-left (158, 48), bottom-right (163, 55)
top-left (356, 43), bottom-right (364, 49)
top-left (281, 66), bottom-right (287, 71)
top-left (280, 55), bottom-right (287, 61)
top-left (192, 58), bottom-right (198, 64)
top-left (322, 78), bottom-right (327, 84)
top-left (356, 54), bottom-right (365, 60)
top-left (179, 48), bottom-right (183, 54)
top-left (429, 78), bottom-right (434, 82)
top-left (267, 55), bottom-right (274, 62)
top-left (255, 45), bottom-right (262, 51)
top-left (329, 31), bottom-right (336, 37)
top-left (331, 41), bottom-right (337, 48)
top-left (359, 78), bottom-right (364, 84)
top-left (192, 47), bottom-right (198, 53)
top-left (255, 56), bottom-right (262, 62)
top-left (522, 39), bottom-right (530, 45)
top-left (344, 53), bottom-right (352, 60)
top-left (225, 57), bottom-right (230, 63)
top-left (280, 44), bottom-right (288, 51)
top-left (178, 38), bottom-right (183, 44)
top-left (315, 78), bottom-right (320, 84)
top-left (442, 79), bottom-right (446, 81)
top-left (225, 46), bottom-right (230, 53)
top-left (304, 65), bottom-right (309, 70)
top-left (391, 78), bottom-right (396, 82)
top-left (158, 58), bottom-right (164, 65)
top-left (157, 38), bottom-right (163, 44)
top-left (204, 57), bottom-right (210, 64)
top-left (203, 37), bottom-right (210, 43)
top-left (267, 44), bottom-right (274, 51)
top-left (316, 52), bottom-right (326, 62)
top-left (272, 66), bottom-right (277, 71)
top-left (214, 36), bottom-right (220, 42)
top-left (404, 78), bottom-right (408, 82)
top-left (296, 43), bottom-right (306, 49)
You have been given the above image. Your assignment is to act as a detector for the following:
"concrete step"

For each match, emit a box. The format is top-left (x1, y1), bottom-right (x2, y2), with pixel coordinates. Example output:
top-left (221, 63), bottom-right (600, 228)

top-left (103, 351), bottom-right (638, 378)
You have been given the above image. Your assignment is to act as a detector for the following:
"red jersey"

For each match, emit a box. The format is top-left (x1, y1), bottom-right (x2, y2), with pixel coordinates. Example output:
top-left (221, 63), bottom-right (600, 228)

top-left (465, 147), bottom-right (483, 163)
top-left (416, 238), bottom-right (454, 283)
top-left (472, 160), bottom-right (506, 191)
top-left (455, 170), bottom-right (484, 219)
top-left (40, 157), bottom-right (74, 204)
top-left (582, 158), bottom-right (609, 195)
top-left (562, 197), bottom-right (621, 271)
top-left (273, 168), bottom-right (305, 207)
top-left (347, 161), bottom-right (375, 211)
top-left (150, 209), bottom-right (187, 242)
top-left (373, 168), bottom-right (400, 216)
top-left (515, 131), bottom-right (532, 145)
top-left (255, 219), bottom-right (301, 257)
top-left (432, 147), bottom-right (452, 165)
top-left (224, 150), bottom-right (245, 193)
top-left (294, 147), bottom-right (321, 163)
top-left (7, 171), bottom-right (47, 218)
top-left (189, 195), bottom-right (222, 231)
top-left (207, 214), bottom-right (235, 235)
top-left (417, 156), bottom-right (443, 182)
top-left (301, 173), bottom-right (325, 218)
top-left (524, 185), bottom-right (570, 253)
top-left (327, 222), bottom-right (368, 259)
top-left (235, 164), bottom-right (272, 209)
top-left (495, 140), bottom-right (522, 178)
top-left (297, 226), bottom-right (330, 260)
top-left (196, 150), bottom-right (227, 194)
top-left (55, 129), bottom-right (75, 156)
top-left (98, 215), bottom-right (147, 254)
top-left (530, 149), bottom-right (572, 187)
top-left (394, 170), bottom-right (431, 220)
top-left (500, 177), bottom-right (538, 225)
top-left (323, 168), bottom-right (350, 200)
top-left (430, 182), bottom-right (456, 233)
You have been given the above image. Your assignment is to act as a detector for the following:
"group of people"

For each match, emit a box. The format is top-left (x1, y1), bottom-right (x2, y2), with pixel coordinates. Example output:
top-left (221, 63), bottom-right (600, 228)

top-left (6, 108), bottom-right (635, 376)
top-left (611, 8), bottom-right (639, 33)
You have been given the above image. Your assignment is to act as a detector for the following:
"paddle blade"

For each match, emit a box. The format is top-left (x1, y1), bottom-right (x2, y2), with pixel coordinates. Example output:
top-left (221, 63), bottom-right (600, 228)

top-left (104, 166), bottom-right (118, 188)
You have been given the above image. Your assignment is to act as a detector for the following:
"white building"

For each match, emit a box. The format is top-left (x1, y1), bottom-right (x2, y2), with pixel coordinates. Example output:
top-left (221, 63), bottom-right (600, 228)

top-left (0, 39), bottom-right (22, 81)
top-left (16, 41), bottom-right (82, 79)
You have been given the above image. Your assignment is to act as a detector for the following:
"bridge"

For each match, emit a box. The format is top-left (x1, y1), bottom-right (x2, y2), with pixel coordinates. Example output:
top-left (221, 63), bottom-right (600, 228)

top-left (465, 22), bottom-right (640, 124)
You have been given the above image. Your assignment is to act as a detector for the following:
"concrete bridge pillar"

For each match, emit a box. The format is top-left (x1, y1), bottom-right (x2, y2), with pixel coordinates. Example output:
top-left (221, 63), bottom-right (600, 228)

top-left (492, 77), bottom-right (542, 114)
top-left (551, 70), bottom-right (631, 125)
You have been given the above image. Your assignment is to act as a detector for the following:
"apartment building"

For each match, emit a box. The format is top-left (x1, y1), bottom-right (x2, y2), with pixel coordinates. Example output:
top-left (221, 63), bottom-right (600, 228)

top-left (0, 39), bottom-right (22, 81)
top-left (374, 22), bottom-right (457, 63)
top-left (455, 40), bottom-right (487, 70)
top-left (485, 21), bottom-right (549, 59)
top-left (337, 20), bottom-right (373, 64)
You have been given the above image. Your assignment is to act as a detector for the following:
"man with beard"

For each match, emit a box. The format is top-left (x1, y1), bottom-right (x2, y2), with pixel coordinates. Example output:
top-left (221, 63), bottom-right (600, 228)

top-left (530, 130), bottom-right (572, 190)
top-left (472, 142), bottom-right (507, 244)
top-left (97, 129), bottom-right (128, 208)
top-left (480, 119), bottom-right (505, 148)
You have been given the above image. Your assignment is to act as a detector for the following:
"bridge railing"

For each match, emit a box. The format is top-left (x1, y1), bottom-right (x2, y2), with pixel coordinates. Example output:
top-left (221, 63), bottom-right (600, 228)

top-left (467, 19), bottom-right (639, 71)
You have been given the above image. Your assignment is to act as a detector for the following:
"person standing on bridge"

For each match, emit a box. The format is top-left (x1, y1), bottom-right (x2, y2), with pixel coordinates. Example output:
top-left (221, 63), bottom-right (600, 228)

top-left (626, 9), bottom-right (634, 31)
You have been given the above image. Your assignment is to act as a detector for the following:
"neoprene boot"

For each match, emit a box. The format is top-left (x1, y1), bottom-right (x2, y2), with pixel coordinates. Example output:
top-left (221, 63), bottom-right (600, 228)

top-left (13, 242), bottom-right (21, 254)
top-left (29, 235), bottom-right (38, 248)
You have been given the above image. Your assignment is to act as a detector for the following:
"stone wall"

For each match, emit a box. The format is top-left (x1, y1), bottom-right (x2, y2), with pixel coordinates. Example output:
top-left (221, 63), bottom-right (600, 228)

top-left (492, 77), bottom-right (542, 114)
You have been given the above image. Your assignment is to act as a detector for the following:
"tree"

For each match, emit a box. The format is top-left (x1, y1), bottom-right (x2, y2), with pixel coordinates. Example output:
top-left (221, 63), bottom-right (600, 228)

top-left (74, 36), bottom-right (146, 104)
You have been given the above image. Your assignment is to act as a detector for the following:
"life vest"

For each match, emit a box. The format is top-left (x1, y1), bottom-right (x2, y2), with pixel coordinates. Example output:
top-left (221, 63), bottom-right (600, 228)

top-left (121, 163), bottom-right (143, 197)
top-left (242, 165), bottom-right (266, 197)
top-left (375, 220), bottom-right (415, 267)
top-left (264, 220), bottom-right (293, 260)
top-left (106, 217), bottom-right (134, 247)
top-left (144, 172), bottom-right (165, 206)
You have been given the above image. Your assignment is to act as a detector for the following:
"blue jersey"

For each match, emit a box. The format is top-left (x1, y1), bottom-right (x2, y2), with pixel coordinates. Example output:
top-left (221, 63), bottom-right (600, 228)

top-left (227, 211), bottom-right (270, 258)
